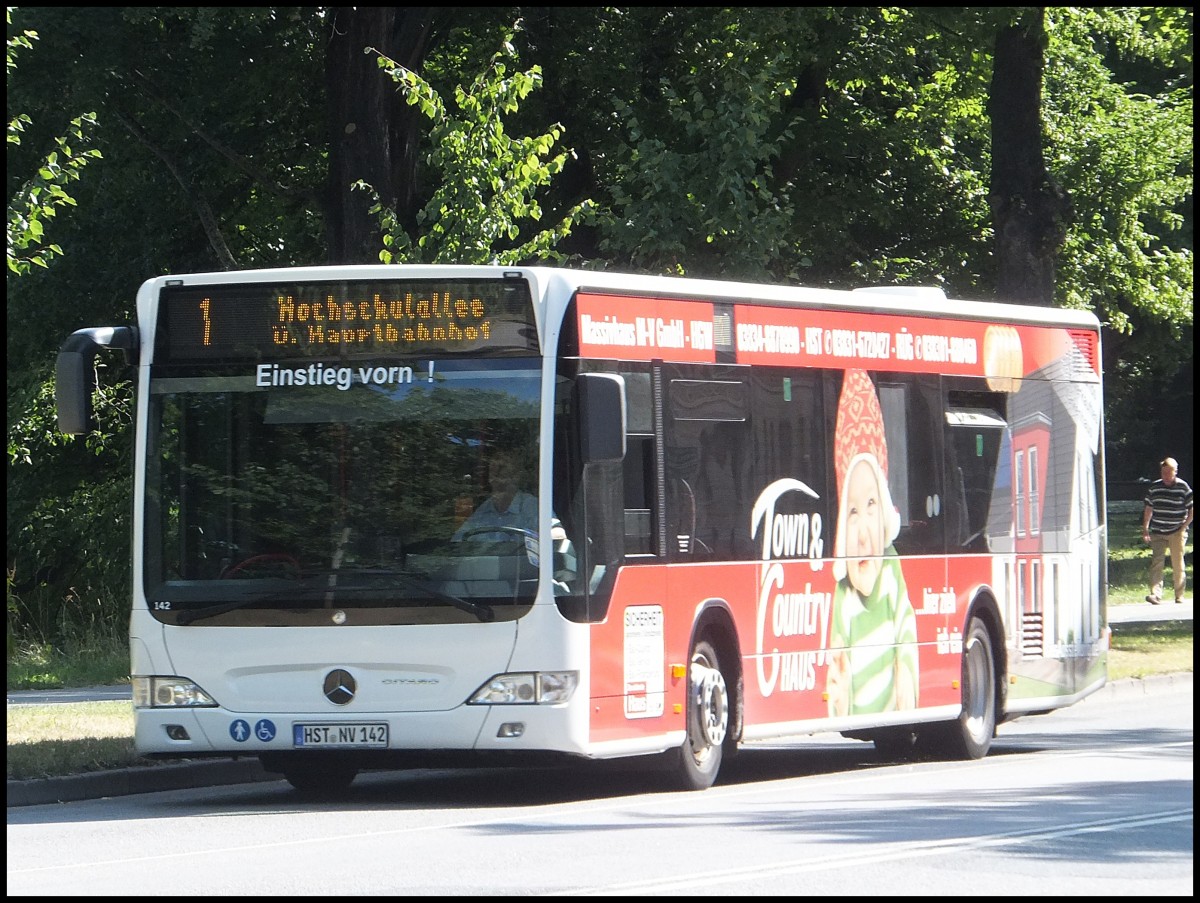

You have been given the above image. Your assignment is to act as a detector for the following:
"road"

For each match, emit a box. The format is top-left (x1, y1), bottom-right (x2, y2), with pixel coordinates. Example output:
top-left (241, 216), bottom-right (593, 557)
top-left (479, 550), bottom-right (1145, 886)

top-left (6, 673), bottom-right (1192, 896)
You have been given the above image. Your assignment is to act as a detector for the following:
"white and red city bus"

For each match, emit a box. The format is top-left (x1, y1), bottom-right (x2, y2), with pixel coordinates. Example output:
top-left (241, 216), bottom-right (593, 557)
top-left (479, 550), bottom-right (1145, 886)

top-left (56, 265), bottom-right (1107, 791)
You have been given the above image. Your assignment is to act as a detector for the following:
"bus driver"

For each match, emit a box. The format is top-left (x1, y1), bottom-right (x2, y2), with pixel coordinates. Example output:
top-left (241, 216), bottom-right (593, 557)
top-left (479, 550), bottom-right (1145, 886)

top-left (453, 451), bottom-right (538, 542)
top-left (452, 449), bottom-right (577, 591)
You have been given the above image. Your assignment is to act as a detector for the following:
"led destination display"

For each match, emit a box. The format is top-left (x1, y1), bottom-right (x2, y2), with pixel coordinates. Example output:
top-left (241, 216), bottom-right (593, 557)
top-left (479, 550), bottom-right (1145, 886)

top-left (158, 278), bottom-right (538, 362)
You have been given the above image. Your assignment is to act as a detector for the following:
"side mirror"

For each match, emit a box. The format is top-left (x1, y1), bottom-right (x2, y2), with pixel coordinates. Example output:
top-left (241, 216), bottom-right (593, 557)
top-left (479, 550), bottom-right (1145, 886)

top-left (574, 372), bottom-right (626, 464)
top-left (55, 326), bottom-right (139, 434)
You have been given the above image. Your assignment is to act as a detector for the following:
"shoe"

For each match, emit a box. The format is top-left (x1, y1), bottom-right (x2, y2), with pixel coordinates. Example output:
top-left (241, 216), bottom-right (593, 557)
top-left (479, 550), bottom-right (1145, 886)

top-left (1176, 598), bottom-right (1185, 604)
top-left (1145, 595), bottom-right (1162, 605)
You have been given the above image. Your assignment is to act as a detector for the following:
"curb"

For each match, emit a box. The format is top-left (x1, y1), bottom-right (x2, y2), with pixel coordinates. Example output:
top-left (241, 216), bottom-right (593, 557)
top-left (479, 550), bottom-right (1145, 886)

top-left (1095, 670), bottom-right (1192, 698)
top-left (6, 757), bottom-right (279, 808)
top-left (8, 673), bottom-right (1192, 808)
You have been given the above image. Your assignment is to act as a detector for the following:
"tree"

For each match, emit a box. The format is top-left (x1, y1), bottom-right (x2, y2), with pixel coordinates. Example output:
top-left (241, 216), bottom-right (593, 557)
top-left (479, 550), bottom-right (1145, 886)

top-left (6, 7), bottom-right (104, 653)
top-left (324, 7), bottom-right (452, 263)
top-left (519, 8), bottom-right (1000, 287)
top-left (1047, 7), bottom-right (1193, 333)
top-left (6, 9), bottom-right (101, 275)
top-left (989, 7), bottom-right (1071, 306)
top-left (1043, 7), bottom-right (1193, 479)
top-left (364, 21), bottom-right (594, 265)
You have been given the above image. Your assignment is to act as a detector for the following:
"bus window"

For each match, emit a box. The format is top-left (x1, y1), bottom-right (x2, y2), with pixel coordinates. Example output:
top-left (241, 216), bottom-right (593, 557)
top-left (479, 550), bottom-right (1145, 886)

top-left (747, 370), bottom-right (826, 562)
top-left (623, 436), bottom-right (655, 554)
top-left (621, 368), bottom-right (656, 556)
top-left (879, 376), bottom-right (944, 556)
top-left (664, 369), bottom-right (749, 560)
top-left (944, 402), bottom-right (1007, 551)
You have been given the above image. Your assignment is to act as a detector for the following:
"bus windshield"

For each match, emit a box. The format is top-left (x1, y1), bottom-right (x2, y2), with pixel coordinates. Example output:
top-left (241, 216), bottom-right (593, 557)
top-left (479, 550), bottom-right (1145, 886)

top-left (145, 358), bottom-right (543, 625)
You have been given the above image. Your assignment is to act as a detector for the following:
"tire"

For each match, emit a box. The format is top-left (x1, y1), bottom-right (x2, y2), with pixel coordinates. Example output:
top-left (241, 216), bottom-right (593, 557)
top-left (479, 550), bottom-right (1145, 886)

top-left (669, 638), bottom-right (730, 791)
top-left (926, 617), bottom-right (997, 760)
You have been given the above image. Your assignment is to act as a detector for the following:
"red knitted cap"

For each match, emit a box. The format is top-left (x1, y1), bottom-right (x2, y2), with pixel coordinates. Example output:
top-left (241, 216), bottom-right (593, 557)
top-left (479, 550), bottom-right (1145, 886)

top-left (834, 369), bottom-right (888, 491)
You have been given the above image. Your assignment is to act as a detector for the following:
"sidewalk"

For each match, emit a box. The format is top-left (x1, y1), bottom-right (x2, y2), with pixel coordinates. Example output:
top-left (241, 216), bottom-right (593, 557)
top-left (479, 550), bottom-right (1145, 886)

top-left (1108, 597), bottom-right (1193, 626)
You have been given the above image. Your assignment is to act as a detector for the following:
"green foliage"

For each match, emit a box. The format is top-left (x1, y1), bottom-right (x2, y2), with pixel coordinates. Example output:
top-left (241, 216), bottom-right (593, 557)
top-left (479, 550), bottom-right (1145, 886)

top-left (597, 9), bottom-right (800, 278)
top-left (7, 8), bottom-right (113, 655)
top-left (7, 629), bottom-right (128, 691)
top-left (1037, 7), bottom-right (1193, 480)
top-left (570, 7), bottom-right (1000, 286)
top-left (796, 7), bottom-right (996, 289)
top-left (1046, 7), bottom-right (1193, 334)
top-left (7, 365), bottom-right (134, 649)
top-left (6, 10), bottom-right (102, 276)
top-left (6, 110), bottom-right (101, 275)
top-left (365, 23), bottom-right (595, 265)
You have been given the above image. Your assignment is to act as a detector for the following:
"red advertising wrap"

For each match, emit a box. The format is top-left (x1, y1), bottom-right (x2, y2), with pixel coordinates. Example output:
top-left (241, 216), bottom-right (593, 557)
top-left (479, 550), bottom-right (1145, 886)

top-left (575, 290), bottom-right (1101, 380)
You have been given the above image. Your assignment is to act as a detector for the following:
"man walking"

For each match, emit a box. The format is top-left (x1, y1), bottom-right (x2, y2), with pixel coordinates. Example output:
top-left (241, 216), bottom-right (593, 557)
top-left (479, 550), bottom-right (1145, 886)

top-left (1142, 456), bottom-right (1193, 604)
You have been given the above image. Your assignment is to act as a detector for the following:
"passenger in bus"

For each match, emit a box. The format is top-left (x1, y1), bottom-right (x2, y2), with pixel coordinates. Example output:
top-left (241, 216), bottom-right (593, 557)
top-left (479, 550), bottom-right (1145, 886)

top-left (453, 451), bottom-right (539, 542)
top-left (826, 370), bottom-right (919, 718)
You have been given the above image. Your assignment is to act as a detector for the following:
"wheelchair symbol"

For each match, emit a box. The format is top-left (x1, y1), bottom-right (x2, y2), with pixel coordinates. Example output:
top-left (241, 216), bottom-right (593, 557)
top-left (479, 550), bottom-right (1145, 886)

top-left (255, 719), bottom-right (277, 742)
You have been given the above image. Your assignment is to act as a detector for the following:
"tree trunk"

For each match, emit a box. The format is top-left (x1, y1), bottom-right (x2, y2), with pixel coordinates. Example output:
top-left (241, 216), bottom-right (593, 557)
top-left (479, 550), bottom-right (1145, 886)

top-left (987, 8), bottom-right (1070, 306)
top-left (324, 7), bottom-right (441, 264)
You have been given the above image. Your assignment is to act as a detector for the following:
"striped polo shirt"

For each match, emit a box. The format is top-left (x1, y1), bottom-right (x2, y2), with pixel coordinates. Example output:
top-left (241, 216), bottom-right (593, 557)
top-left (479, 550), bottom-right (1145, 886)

top-left (1144, 477), bottom-right (1193, 534)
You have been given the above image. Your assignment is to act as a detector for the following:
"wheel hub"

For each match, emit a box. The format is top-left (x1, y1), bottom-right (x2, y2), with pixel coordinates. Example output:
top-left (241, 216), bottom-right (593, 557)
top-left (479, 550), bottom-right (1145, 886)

top-left (692, 659), bottom-right (729, 748)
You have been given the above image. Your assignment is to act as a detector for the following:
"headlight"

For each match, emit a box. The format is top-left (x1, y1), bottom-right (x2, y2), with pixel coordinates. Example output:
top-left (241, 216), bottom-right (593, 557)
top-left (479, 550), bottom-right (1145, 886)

top-left (468, 671), bottom-right (579, 705)
top-left (132, 676), bottom-right (218, 708)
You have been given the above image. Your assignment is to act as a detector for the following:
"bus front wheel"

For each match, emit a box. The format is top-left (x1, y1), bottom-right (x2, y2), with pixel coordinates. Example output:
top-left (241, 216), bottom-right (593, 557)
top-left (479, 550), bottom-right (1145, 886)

top-left (263, 754), bottom-right (359, 793)
top-left (670, 638), bottom-right (729, 791)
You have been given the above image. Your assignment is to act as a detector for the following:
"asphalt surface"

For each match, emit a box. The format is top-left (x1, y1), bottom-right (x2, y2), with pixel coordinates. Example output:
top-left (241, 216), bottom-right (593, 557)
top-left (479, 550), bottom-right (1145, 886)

top-left (7, 601), bottom-right (1191, 808)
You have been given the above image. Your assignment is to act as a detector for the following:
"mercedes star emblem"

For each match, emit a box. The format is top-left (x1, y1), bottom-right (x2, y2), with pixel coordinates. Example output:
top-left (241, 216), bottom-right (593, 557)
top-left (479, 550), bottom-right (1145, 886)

top-left (323, 669), bottom-right (356, 705)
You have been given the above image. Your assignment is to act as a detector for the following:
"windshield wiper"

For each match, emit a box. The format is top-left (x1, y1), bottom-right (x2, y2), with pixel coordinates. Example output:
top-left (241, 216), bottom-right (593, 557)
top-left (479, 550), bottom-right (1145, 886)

top-left (390, 571), bottom-right (495, 623)
top-left (174, 570), bottom-right (495, 624)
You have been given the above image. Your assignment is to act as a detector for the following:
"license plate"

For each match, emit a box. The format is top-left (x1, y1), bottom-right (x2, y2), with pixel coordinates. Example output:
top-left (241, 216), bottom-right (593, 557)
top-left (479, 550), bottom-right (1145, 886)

top-left (293, 722), bottom-right (389, 748)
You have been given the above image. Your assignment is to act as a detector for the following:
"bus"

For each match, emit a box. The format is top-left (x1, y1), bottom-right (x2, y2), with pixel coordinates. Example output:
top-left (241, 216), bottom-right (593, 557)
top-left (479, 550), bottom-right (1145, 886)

top-left (55, 265), bottom-right (1108, 791)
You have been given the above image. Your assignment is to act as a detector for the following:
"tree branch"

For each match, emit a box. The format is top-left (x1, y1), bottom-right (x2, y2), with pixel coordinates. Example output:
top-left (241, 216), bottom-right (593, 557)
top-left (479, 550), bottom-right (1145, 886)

top-left (128, 68), bottom-right (324, 210)
top-left (111, 109), bottom-right (238, 271)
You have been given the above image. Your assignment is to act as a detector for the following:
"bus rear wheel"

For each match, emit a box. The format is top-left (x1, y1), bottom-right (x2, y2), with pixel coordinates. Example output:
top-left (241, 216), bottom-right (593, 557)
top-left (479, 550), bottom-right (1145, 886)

top-left (670, 638), bottom-right (729, 791)
top-left (924, 617), bottom-right (997, 760)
